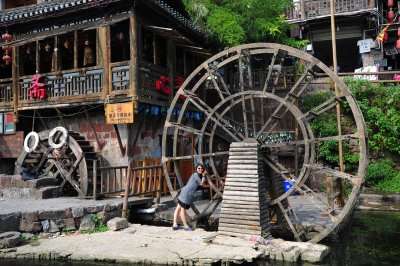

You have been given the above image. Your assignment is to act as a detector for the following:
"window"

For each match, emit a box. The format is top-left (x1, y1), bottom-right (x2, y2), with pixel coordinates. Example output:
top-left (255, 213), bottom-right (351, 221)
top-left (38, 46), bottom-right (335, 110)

top-left (111, 21), bottom-right (130, 63)
top-left (0, 112), bottom-right (15, 134)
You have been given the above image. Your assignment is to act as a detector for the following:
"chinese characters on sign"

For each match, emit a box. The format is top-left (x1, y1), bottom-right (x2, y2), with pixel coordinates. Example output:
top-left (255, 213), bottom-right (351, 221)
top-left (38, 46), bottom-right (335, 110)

top-left (105, 102), bottom-right (134, 124)
top-left (29, 74), bottom-right (47, 99)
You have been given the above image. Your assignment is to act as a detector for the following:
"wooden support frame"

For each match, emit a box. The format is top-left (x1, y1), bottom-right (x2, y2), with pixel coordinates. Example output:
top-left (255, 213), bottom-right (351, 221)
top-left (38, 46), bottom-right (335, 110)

top-left (113, 124), bottom-right (126, 156)
top-left (129, 10), bottom-right (138, 102)
top-left (99, 26), bottom-right (111, 99)
top-left (12, 46), bottom-right (19, 121)
top-left (83, 107), bottom-right (102, 149)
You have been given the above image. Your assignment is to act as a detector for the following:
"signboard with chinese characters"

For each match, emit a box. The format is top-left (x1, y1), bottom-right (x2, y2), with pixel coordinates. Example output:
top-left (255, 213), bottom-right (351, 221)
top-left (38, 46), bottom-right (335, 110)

top-left (105, 102), bottom-right (134, 124)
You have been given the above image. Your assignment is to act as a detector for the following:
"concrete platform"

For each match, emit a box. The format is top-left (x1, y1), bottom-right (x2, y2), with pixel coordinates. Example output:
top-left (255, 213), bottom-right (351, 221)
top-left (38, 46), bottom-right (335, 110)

top-left (0, 223), bottom-right (330, 264)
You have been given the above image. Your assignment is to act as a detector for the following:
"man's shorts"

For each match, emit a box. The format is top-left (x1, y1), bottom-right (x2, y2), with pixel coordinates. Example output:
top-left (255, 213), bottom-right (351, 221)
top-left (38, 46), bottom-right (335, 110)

top-left (178, 199), bottom-right (191, 210)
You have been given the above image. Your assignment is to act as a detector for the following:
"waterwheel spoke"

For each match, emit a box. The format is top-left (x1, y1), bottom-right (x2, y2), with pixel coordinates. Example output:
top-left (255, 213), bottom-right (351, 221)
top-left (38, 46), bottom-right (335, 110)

top-left (183, 91), bottom-right (245, 141)
top-left (163, 151), bottom-right (230, 162)
top-left (304, 164), bottom-right (362, 187)
top-left (206, 63), bottom-right (231, 100)
top-left (255, 65), bottom-right (315, 141)
top-left (165, 121), bottom-right (211, 137)
top-left (263, 155), bottom-right (336, 217)
top-left (238, 49), bottom-right (250, 138)
top-left (302, 97), bottom-right (343, 121)
top-left (262, 48), bottom-right (280, 93)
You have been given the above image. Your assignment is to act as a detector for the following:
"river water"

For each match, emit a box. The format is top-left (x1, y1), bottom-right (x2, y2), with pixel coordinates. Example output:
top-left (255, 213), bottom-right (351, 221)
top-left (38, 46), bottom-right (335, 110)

top-left (3, 211), bottom-right (400, 266)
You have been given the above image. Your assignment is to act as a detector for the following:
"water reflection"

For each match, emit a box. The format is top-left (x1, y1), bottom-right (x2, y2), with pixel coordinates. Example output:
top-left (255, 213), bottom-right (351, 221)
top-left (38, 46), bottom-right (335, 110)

top-left (326, 211), bottom-right (400, 266)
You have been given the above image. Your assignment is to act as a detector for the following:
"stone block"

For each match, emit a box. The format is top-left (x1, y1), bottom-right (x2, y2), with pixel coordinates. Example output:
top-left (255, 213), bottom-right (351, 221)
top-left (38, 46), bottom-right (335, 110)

top-left (19, 219), bottom-right (42, 232)
top-left (79, 214), bottom-right (95, 231)
top-left (97, 211), bottom-right (117, 224)
top-left (65, 208), bottom-right (73, 218)
top-left (35, 177), bottom-right (59, 188)
top-left (61, 218), bottom-right (76, 231)
top-left (42, 220), bottom-right (50, 233)
top-left (0, 175), bottom-right (12, 188)
top-left (0, 212), bottom-right (21, 231)
top-left (21, 211), bottom-right (39, 221)
top-left (107, 217), bottom-right (128, 231)
top-left (280, 247), bottom-right (301, 262)
top-left (71, 207), bottom-right (86, 218)
top-left (38, 209), bottom-right (66, 220)
top-left (85, 205), bottom-right (103, 213)
top-left (49, 220), bottom-right (62, 233)
top-left (0, 232), bottom-right (21, 249)
top-left (34, 186), bottom-right (62, 199)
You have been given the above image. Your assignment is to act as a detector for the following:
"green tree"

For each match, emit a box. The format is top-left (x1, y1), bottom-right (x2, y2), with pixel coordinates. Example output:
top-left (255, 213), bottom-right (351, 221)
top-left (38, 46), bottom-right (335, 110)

top-left (183, 0), bottom-right (307, 48)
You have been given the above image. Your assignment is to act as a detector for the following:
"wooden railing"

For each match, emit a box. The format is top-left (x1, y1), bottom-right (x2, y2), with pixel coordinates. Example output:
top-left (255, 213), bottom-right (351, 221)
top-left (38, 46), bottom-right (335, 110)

top-left (0, 78), bottom-right (13, 104)
top-left (138, 61), bottom-right (171, 105)
top-left (286, 0), bottom-right (373, 20)
top-left (93, 158), bottom-right (166, 203)
top-left (110, 62), bottom-right (129, 93)
top-left (18, 67), bottom-right (104, 103)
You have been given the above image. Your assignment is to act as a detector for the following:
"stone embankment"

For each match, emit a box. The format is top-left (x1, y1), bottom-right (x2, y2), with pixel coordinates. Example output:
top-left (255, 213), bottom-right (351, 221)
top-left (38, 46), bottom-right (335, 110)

top-left (356, 194), bottom-right (400, 211)
top-left (0, 219), bottom-right (330, 265)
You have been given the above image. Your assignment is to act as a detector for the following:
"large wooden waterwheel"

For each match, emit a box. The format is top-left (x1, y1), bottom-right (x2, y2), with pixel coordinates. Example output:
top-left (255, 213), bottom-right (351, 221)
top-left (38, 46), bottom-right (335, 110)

top-left (162, 43), bottom-right (368, 243)
top-left (15, 129), bottom-right (97, 197)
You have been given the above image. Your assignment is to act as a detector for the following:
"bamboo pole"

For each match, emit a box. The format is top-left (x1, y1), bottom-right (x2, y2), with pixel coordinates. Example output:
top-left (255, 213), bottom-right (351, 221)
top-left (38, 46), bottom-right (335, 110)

top-left (330, 0), bottom-right (345, 207)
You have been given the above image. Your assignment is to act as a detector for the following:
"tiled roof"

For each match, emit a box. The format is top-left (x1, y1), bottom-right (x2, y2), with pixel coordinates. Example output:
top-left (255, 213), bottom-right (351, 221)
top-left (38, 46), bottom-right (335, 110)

top-left (0, 0), bottom-right (119, 25)
top-left (0, 0), bottom-right (199, 34)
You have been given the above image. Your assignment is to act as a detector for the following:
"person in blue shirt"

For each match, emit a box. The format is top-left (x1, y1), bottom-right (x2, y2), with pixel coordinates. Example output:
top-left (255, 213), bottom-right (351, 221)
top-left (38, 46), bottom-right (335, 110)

top-left (172, 164), bottom-right (206, 231)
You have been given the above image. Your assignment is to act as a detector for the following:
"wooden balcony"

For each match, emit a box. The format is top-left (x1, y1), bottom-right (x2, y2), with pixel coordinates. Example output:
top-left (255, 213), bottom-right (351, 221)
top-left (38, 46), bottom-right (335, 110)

top-left (0, 60), bottom-right (175, 110)
top-left (285, 0), bottom-right (375, 22)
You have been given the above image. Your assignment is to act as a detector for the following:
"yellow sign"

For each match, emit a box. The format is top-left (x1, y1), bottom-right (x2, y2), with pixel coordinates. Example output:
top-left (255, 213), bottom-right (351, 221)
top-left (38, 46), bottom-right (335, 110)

top-left (105, 102), bottom-right (134, 124)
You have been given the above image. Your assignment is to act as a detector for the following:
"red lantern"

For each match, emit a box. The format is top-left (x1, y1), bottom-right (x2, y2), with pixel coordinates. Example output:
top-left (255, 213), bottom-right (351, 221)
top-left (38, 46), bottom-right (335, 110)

top-left (2, 45), bottom-right (11, 52)
top-left (388, 9), bottom-right (395, 20)
top-left (1, 33), bottom-right (12, 42)
top-left (384, 31), bottom-right (389, 41)
top-left (388, 0), bottom-right (394, 8)
top-left (397, 28), bottom-right (400, 38)
top-left (2, 54), bottom-right (11, 64)
top-left (396, 39), bottom-right (400, 49)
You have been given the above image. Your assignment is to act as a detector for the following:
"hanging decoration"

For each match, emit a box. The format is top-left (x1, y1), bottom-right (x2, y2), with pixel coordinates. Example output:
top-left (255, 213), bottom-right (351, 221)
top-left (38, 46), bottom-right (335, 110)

top-left (1, 32), bottom-right (13, 65)
top-left (29, 74), bottom-right (48, 99)
top-left (137, 103), bottom-right (202, 121)
top-left (376, 21), bottom-right (394, 42)
top-left (155, 75), bottom-right (172, 95)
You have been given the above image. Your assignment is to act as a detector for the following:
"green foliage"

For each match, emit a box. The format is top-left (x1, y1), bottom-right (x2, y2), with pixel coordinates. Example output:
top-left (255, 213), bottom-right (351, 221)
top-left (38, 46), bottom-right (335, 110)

top-left (81, 214), bottom-right (108, 234)
top-left (365, 160), bottom-right (396, 186)
top-left (344, 78), bottom-right (400, 157)
top-left (182, 0), bottom-right (307, 48)
top-left (375, 172), bottom-right (400, 192)
top-left (305, 79), bottom-right (400, 192)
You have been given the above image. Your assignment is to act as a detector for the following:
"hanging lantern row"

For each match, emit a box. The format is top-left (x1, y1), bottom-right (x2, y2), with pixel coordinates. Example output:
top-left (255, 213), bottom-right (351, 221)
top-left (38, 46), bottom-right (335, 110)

top-left (1, 32), bottom-right (13, 65)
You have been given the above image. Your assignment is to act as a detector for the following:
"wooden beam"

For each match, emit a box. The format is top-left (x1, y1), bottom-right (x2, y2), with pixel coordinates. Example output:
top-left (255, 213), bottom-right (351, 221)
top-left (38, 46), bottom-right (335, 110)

top-left (99, 26), bottom-right (110, 100)
top-left (129, 10), bottom-right (138, 101)
top-left (12, 46), bottom-right (19, 121)
top-left (74, 31), bottom-right (78, 69)
top-left (113, 124), bottom-right (126, 156)
top-left (35, 40), bottom-right (39, 73)
top-left (52, 36), bottom-right (58, 72)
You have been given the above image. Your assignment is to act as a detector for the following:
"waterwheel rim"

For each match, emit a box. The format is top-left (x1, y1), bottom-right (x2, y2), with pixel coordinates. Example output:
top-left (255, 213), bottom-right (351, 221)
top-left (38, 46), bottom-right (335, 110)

top-left (162, 43), bottom-right (368, 242)
top-left (15, 129), bottom-right (92, 197)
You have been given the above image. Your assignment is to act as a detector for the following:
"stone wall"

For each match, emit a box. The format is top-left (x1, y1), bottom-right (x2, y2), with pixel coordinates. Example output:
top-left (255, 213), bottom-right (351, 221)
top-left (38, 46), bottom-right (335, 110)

top-left (1, 202), bottom-right (123, 234)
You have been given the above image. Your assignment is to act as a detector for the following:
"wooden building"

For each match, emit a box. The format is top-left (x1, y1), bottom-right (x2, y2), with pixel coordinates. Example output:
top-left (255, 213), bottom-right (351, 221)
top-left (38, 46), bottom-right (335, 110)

top-left (285, 0), bottom-right (397, 72)
top-left (0, 0), bottom-right (209, 193)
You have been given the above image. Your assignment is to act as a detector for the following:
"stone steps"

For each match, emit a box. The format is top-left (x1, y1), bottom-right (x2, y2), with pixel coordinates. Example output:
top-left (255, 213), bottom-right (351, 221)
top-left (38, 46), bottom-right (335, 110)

top-left (0, 174), bottom-right (63, 200)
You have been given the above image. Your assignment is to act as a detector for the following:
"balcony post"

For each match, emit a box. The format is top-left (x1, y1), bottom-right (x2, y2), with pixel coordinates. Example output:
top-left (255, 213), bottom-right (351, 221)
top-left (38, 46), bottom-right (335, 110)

top-left (167, 39), bottom-right (175, 102)
top-left (129, 10), bottom-right (138, 104)
top-left (12, 46), bottom-right (19, 122)
top-left (99, 26), bottom-right (110, 99)
top-left (300, 0), bottom-right (306, 20)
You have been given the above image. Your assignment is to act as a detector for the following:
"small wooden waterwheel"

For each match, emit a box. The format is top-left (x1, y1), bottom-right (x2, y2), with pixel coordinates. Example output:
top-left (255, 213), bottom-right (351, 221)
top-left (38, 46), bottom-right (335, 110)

top-left (15, 129), bottom-right (97, 197)
top-left (162, 43), bottom-right (368, 243)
